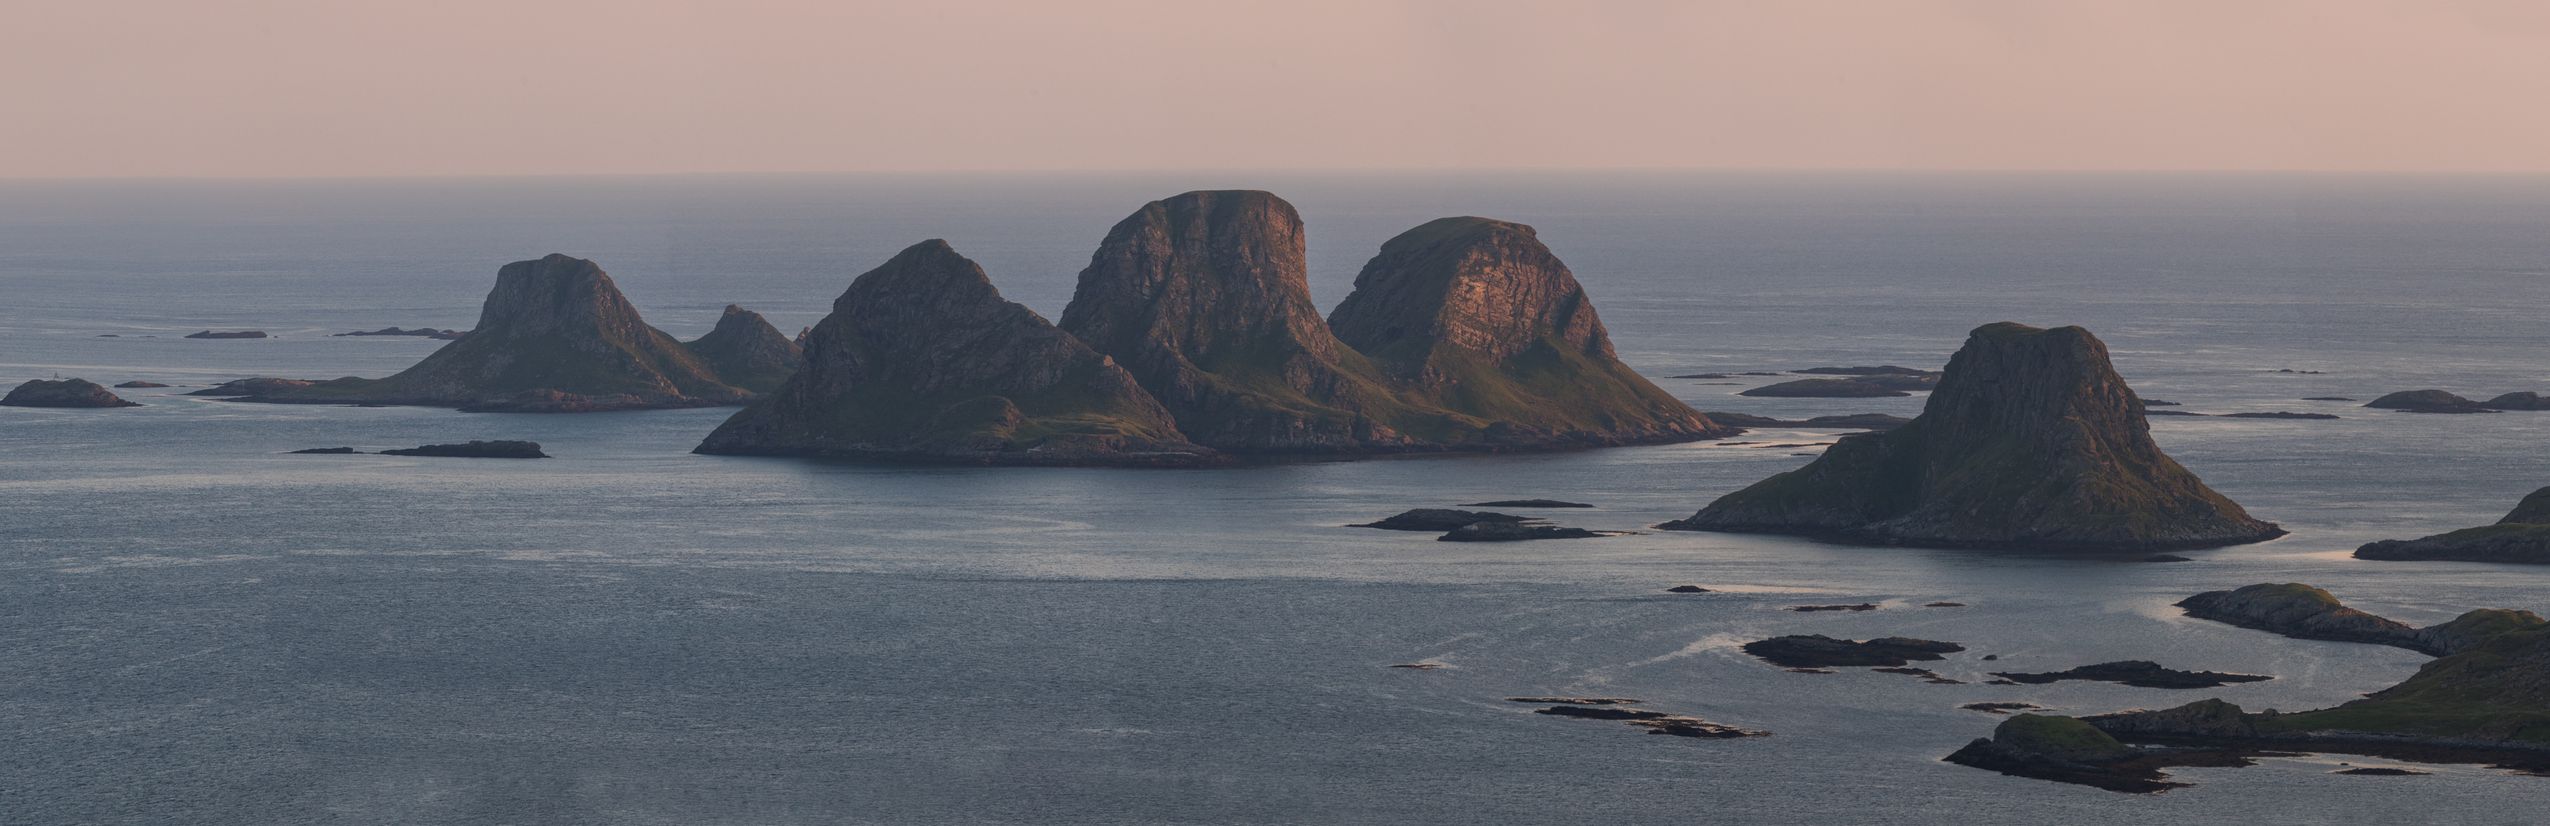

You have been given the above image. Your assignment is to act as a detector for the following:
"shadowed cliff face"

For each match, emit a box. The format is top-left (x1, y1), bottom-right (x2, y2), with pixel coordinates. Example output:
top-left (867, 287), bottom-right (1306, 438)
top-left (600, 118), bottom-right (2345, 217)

top-left (696, 240), bottom-right (1210, 465)
top-left (1327, 216), bottom-right (1730, 443)
top-left (1664, 322), bottom-right (2282, 551)
top-left (685, 304), bottom-right (803, 394)
top-left (1057, 190), bottom-right (1443, 452)
top-left (237, 254), bottom-right (750, 411)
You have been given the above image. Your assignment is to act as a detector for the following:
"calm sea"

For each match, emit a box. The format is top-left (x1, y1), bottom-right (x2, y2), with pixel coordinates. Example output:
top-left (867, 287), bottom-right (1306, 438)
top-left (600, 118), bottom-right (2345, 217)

top-left (3, 172), bottom-right (2547, 825)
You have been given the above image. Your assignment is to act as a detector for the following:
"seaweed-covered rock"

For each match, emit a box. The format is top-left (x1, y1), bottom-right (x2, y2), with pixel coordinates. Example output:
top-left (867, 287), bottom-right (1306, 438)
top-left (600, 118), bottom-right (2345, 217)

top-left (695, 241), bottom-right (1211, 466)
top-left (1663, 323), bottom-right (2283, 552)
top-left (1, 378), bottom-right (140, 408)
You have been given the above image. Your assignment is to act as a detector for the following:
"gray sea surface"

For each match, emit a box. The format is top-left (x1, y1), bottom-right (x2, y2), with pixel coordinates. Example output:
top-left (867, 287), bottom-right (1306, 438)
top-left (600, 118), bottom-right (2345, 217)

top-left (3, 171), bottom-right (2547, 824)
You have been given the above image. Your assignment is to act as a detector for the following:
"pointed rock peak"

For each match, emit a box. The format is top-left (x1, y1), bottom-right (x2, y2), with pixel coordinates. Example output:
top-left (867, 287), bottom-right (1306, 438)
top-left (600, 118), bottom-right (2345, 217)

top-left (2503, 487), bottom-right (2550, 525)
top-left (1327, 213), bottom-right (1727, 444)
top-left (696, 240), bottom-right (1208, 466)
top-left (1664, 322), bottom-right (2280, 552)
top-left (846, 239), bottom-right (997, 304)
top-left (687, 303), bottom-right (803, 395)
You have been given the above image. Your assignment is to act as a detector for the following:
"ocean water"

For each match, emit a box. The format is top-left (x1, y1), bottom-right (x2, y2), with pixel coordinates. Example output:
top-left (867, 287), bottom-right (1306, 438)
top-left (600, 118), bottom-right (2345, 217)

top-left (2, 172), bottom-right (2548, 825)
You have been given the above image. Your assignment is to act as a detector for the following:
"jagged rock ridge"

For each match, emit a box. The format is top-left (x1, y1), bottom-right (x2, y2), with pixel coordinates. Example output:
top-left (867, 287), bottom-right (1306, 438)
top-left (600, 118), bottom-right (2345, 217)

top-left (1326, 216), bottom-right (1731, 445)
top-left (211, 254), bottom-right (751, 412)
top-left (685, 304), bottom-right (803, 394)
top-left (1662, 322), bottom-right (2283, 551)
top-left (696, 240), bottom-right (1211, 466)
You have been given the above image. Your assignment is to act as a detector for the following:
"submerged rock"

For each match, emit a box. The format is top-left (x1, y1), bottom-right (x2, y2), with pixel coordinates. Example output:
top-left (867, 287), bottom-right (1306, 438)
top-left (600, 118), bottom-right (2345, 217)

top-left (185, 330), bottom-right (268, 339)
top-left (1, 378), bottom-right (141, 408)
top-left (1326, 216), bottom-right (1732, 447)
top-left (695, 241), bottom-right (1211, 466)
top-left (2356, 487), bottom-right (2550, 565)
top-left (288, 447), bottom-right (359, 454)
top-left (1663, 323), bottom-right (2283, 552)
top-left (683, 304), bottom-right (803, 394)
top-left (1991, 661), bottom-right (2271, 689)
top-left (1741, 635), bottom-right (1964, 668)
top-left (208, 254), bottom-right (750, 411)
top-left (1794, 365), bottom-right (1939, 377)
top-left (379, 440), bottom-right (548, 459)
top-left (113, 381), bottom-right (169, 388)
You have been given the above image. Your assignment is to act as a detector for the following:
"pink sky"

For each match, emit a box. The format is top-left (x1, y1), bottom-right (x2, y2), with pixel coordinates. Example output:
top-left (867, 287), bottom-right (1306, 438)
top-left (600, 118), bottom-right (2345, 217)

top-left (9, 0), bottom-right (2549, 177)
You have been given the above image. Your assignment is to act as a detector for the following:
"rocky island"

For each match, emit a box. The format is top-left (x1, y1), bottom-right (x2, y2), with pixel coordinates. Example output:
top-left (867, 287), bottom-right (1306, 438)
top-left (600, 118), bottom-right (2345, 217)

top-left (197, 254), bottom-right (755, 412)
top-left (683, 304), bottom-right (803, 394)
top-left (2353, 487), bottom-right (2550, 564)
top-left (1661, 322), bottom-right (2284, 552)
top-left (694, 241), bottom-right (1213, 466)
top-left (2178, 583), bottom-right (2545, 655)
top-left (1053, 191), bottom-right (1729, 454)
top-left (2, 378), bottom-right (142, 408)
top-left (1325, 216), bottom-right (1731, 447)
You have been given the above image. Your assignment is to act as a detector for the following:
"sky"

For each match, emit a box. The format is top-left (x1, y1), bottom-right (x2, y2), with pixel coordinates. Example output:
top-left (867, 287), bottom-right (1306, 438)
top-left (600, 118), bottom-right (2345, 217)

top-left (7, 0), bottom-right (2549, 178)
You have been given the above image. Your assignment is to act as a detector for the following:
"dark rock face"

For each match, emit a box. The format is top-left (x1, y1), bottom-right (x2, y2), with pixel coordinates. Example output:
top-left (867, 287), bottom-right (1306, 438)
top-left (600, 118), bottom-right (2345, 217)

top-left (1665, 585), bottom-right (1711, 593)
top-left (1352, 509), bottom-right (1528, 531)
top-left (379, 440), bottom-right (548, 458)
top-left (1059, 190), bottom-right (1427, 453)
top-left (1436, 522), bottom-right (1605, 542)
top-left (2356, 486), bottom-right (2550, 564)
top-left (1326, 216), bottom-right (1730, 446)
top-left (2365, 390), bottom-right (2494, 414)
top-left (215, 255), bottom-right (749, 412)
top-left (1057, 192), bottom-right (1722, 454)
top-left (1991, 661), bottom-right (2272, 689)
top-left (1739, 375), bottom-right (1935, 397)
top-left (1, 378), bottom-right (141, 408)
top-left (2485, 391), bottom-right (2550, 411)
top-left (1526, 701), bottom-right (1768, 738)
top-left (1663, 323), bottom-right (2283, 552)
top-left (185, 330), bottom-right (267, 339)
top-left (2176, 583), bottom-right (2546, 656)
top-left (1740, 635), bottom-right (1964, 668)
top-left (683, 305), bottom-right (804, 394)
top-left (695, 241), bottom-right (1210, 466)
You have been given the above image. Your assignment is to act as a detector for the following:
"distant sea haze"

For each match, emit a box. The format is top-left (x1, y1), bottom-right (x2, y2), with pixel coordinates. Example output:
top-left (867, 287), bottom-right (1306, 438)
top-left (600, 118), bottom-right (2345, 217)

top-left (3, 172), bottom-right (2548, 824)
